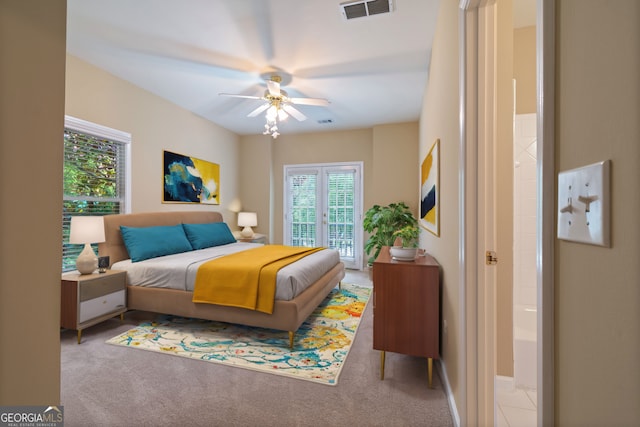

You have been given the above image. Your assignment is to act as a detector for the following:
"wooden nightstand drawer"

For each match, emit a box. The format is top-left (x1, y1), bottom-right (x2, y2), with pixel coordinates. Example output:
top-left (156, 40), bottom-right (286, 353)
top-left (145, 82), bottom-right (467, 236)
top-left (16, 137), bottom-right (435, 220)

top-left (79, 290), bottom-right (126, 323)
top-left (61, 269), bottom-right (127, 343)
top-left (79, 274), bottom-right (125, 301)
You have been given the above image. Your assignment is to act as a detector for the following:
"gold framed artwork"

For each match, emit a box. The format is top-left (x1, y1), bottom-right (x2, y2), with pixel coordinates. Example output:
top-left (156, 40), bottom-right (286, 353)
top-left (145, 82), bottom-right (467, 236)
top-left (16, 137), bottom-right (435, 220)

top-left (420, 139), bottom-right (439, 236)
top-left (163, 150), bottom-right (220, 204)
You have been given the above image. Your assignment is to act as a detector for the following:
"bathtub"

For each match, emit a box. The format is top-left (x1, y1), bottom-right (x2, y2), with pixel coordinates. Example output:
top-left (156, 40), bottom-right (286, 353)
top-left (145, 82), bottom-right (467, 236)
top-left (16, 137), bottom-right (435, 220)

top-left (513, 304), bottom-right (537, 390)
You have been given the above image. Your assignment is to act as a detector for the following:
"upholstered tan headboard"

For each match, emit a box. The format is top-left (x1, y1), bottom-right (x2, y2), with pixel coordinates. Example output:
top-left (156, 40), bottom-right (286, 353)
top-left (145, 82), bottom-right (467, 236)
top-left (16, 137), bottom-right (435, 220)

top-left (98, 211), bottom-right (224, 265)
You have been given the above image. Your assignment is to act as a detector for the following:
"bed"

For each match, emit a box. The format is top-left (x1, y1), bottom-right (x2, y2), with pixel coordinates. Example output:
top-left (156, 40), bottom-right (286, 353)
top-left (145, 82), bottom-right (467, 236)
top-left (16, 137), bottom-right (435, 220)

top-left (98, 211), bottom-right (345, 347)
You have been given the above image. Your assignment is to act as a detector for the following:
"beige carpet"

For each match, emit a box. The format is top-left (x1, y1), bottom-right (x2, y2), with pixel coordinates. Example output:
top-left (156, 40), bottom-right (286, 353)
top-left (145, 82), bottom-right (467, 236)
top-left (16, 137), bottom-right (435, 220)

top-left (61, 280), bottom-right (453, 426)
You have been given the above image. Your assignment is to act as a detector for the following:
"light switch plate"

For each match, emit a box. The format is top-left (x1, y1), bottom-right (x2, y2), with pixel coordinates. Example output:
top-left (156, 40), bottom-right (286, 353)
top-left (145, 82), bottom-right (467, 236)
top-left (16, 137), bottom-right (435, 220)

top-left (557, 160), bottom-right (610, 246)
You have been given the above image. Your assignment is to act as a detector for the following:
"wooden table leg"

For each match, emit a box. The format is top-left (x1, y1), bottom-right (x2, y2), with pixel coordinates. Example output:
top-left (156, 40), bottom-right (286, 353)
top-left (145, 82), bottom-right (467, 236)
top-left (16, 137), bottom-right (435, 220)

top-left (427, 357), bottom-right (433, 388)
top-left (380, 351), bottom-right (386, 380)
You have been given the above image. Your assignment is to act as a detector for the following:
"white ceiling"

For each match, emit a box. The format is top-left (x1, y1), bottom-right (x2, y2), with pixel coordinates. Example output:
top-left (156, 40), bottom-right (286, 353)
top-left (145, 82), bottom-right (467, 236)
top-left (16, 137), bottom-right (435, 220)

top-left (67, 0), bottom-right (440, 136)
top-left (66, 0), bottom-right (536, 137)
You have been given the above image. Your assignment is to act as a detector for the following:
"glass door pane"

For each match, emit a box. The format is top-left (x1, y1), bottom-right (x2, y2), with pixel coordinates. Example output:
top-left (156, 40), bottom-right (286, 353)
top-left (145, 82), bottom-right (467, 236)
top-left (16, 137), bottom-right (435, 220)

top-left (288, 172), bottom-right (319, 247)
top-left (326, 169), bottom-right (356, 263)
top-left (285, 163), bottom-right (362, 270)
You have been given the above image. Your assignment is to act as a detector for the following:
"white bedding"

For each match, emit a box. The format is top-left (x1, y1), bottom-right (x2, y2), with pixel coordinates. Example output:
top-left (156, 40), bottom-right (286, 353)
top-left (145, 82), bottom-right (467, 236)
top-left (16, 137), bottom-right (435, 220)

top-left (111, 242), bottom-right (340, 301)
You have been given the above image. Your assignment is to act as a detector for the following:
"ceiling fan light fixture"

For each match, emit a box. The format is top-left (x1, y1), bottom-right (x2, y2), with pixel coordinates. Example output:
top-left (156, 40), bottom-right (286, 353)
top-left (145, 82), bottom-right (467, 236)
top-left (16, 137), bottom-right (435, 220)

top-left (263, 112), bottom-right (281, 139)
top-left (277, 109), bottom-right (289, 121)
top-left (266, 105), bottom-right (278, 120)
top-left (220, 69), bottom-right (328, 138)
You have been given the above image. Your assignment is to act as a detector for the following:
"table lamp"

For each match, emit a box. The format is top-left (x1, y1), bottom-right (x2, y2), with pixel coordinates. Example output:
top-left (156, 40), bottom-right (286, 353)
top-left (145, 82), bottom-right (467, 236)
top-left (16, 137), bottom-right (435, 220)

top-left (238, 212), bottom-right (257, 238)
top-left (69, 216), bottom-right (106, 274)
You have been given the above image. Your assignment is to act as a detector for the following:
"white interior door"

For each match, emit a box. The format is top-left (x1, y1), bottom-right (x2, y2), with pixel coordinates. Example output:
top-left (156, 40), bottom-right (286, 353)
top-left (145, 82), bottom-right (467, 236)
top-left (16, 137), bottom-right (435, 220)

top-left (284, 162), bottom-right (363, 269)
top-left (461, 1), bottom-right (554, 426)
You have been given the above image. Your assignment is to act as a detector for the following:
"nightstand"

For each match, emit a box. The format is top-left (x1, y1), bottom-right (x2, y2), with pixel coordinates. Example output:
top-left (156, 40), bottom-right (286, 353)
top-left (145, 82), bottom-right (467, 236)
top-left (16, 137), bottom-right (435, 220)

top-left (373, 246), bottom-right (440, 388)
top-left (61, 270), bottom-right (127, 344)
top-left (234, 232), bottom-right (268, 244)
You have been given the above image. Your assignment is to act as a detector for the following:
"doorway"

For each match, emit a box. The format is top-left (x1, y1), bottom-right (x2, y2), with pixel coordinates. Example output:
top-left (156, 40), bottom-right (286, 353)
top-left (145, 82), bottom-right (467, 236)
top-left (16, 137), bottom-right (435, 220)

top-left (494, 111), bottom-right (539, 425)
top-left (283, 162), bottom-right (363, 270)
top-left (460, 0), bottom-right (554, 425)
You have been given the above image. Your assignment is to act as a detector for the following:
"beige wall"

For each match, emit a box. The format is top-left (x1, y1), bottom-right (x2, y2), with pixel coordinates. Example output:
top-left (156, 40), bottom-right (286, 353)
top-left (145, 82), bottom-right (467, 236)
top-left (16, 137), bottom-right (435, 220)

top-left (65, 55), bottom-right (241, 224)
top-left (241, 129), bottom-right (372, 247)
top-left (237, 135), bottom-right (274, 237)
top-left (371, 123), bottom-right (420, 214)
top-left (496, 0), bottom-right (515, 378)
top-left (556, 1), bottom-right (640, 425)
top-left (418, 0), bottom-right (461, 410)
top-left (514, 26), bottom-right (537, 114)
top-left (0, 1), bottom-right (66, 404)
top-left (240, 123), bottom-right (418, 268)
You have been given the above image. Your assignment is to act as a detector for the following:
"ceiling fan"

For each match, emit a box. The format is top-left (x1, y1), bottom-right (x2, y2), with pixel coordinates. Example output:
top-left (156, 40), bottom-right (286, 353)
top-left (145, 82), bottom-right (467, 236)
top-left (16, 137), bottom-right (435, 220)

top-left (219, 69), bottom-right (330, 138)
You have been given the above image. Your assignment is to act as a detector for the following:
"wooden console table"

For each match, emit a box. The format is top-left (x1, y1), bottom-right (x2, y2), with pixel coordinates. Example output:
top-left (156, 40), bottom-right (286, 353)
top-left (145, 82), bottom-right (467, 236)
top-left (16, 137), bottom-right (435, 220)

top-left (372, 246), bottom-right (440, 387)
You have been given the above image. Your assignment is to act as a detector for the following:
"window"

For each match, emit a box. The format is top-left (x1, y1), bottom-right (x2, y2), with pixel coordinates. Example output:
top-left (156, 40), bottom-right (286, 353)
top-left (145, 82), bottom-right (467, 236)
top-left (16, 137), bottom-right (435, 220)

top-left (284, 162), bottom-right (363, 269)
top-left (62, 116), bottom-right (131, 272)
top-left (289, 172), bottom-right (318, 247)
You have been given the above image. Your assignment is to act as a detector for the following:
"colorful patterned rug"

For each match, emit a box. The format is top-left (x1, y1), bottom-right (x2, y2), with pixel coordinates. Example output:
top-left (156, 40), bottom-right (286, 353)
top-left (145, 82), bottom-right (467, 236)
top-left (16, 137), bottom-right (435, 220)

top-left (106, 283), bottom-right (371, 386)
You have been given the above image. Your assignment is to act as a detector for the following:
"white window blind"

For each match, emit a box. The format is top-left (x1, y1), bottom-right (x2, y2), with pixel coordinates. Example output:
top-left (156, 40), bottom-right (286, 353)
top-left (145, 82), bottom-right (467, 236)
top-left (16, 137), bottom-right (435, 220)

top-left (284, 162), bottom-right (362, 269)
top-left (62, 116), bottom-right (130, 272)
top-left (288, 172), bottom-right (318, 247)
top-left (326, 171), bottom-right (356, 257)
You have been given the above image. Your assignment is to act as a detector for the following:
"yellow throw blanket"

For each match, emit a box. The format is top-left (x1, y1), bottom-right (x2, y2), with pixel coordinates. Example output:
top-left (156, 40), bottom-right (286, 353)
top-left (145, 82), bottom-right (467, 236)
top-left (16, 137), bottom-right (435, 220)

top-left (192, 245), bottom-right (324, 314)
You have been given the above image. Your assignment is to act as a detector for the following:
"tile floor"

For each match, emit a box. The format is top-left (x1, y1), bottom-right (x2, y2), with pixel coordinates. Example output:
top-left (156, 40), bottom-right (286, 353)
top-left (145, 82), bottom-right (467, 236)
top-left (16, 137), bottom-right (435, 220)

top-left (496, 377), bottom-right (537, 427)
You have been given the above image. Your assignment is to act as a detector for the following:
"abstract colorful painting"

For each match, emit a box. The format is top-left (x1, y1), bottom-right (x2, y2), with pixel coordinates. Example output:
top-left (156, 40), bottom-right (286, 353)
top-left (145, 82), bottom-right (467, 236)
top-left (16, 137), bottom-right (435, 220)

top-left (420, 139), bottom-right (439, 236)
top-left (163, 150), bottom-right (220, 204)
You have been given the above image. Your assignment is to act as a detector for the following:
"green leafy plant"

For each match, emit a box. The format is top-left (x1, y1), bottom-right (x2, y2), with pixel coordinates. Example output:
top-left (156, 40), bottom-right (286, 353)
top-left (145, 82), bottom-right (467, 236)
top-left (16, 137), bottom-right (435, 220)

top-left (393, 224), bottom-right (420, 247)
top-left (363, 202), bottom-right (419, 265)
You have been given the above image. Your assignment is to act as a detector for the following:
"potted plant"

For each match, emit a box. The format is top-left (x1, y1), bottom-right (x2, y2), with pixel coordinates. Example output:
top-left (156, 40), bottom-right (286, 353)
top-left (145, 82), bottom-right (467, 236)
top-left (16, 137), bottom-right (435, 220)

top-left (363, 202), bottom-right (419, 266)
top-left (392, 224), bottom-right (420, 248)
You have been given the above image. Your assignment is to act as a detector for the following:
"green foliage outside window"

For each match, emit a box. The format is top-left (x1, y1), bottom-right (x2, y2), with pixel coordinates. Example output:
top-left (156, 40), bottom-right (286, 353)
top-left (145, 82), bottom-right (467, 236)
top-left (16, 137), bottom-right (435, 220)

top-left (62, 129), bottom-right (125, 272)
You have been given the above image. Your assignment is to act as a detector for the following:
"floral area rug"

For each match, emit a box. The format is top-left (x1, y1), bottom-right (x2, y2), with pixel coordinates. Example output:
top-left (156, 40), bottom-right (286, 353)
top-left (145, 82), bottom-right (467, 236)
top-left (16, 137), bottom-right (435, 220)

top-left (106, 283), bottom-right (371, 385)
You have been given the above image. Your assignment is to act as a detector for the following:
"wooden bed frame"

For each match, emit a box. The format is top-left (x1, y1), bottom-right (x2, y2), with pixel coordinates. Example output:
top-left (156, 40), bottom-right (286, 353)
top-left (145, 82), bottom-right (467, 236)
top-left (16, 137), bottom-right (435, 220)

top-left (98, 211), bottom-right (345, 347)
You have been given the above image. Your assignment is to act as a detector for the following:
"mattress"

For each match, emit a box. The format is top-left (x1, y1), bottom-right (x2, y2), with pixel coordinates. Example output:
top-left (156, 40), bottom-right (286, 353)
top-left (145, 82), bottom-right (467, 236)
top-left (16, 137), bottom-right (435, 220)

top-left (111, 242), bottom-right (340, 301)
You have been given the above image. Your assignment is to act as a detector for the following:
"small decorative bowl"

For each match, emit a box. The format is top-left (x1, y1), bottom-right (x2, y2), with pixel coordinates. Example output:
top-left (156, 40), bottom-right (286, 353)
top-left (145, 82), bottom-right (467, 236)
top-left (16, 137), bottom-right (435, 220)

top-left (389, 247), bottom-right (418, 261)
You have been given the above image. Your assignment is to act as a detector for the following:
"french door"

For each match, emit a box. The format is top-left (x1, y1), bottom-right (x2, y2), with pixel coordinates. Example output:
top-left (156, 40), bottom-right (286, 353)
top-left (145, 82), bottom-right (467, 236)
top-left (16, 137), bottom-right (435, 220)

top-left (284, 162), bottom-right (363, 270)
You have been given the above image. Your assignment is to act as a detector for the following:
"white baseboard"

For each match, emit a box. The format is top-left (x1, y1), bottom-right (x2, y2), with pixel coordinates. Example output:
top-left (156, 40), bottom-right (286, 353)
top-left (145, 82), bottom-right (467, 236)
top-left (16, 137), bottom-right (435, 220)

top-left (437, 359), bottom-right (461, 427)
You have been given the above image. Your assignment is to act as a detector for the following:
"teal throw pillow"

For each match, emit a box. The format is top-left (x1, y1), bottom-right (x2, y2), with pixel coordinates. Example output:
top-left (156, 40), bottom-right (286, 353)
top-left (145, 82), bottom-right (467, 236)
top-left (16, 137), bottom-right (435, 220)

top-left (120, 224), bottom-right (193, 262)
top-left (182, 222), bottom-right (236, 250)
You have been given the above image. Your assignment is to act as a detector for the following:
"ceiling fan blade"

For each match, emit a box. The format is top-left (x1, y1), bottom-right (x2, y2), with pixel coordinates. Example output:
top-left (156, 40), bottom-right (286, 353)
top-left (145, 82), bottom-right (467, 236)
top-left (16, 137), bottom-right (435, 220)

top-left (266, 80), bottom-right (280, 96)
top-left (247, 103), bottom-right (271, 117)
top-left (289, 97), bottom-right (330, 107)
top-left (219, 93), bottom-right (263, 100)
top-left (282, 104), bottom-right (307, 122)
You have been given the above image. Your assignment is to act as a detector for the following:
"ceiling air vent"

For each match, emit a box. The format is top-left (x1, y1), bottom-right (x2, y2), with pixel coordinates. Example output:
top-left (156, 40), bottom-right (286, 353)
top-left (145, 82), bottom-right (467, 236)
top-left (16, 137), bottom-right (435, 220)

top-left (340, 0), bottom-right (394, 20)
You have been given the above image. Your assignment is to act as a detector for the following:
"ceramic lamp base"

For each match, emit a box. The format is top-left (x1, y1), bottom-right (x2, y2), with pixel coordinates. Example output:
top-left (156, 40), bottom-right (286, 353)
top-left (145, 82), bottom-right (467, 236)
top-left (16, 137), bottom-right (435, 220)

top-left (240, 227), bottom-right (254, 238)
top-left (76, 243), bottom-right (98, 274)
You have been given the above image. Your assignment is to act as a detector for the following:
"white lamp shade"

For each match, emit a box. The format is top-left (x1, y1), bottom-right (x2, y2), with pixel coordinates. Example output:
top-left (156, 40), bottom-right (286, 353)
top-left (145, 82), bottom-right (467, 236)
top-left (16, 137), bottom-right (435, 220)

top-left (238, 212), bottom-right (257, 238)
top-left (69, 216), bottom-right (105, 274)
top-left (237, 212), bottom-right (258, 228)
top-left (69, 216), bottom-right (106, 244)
